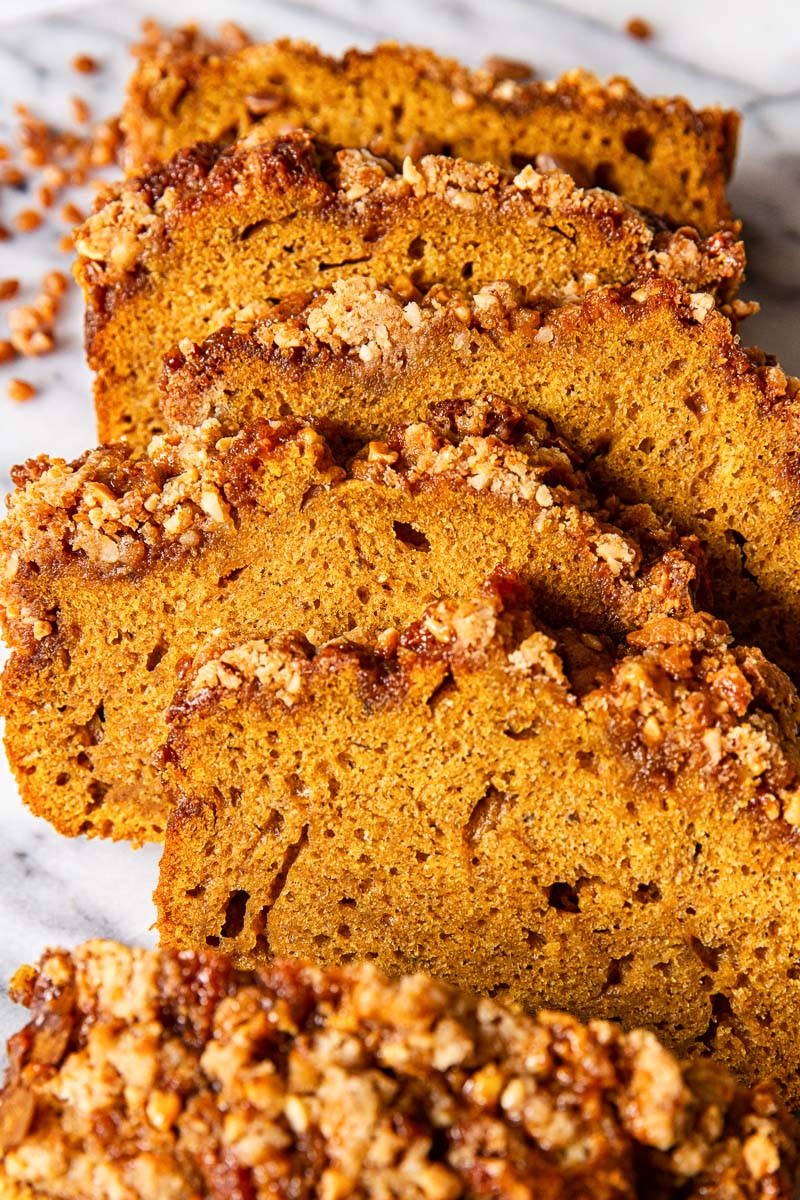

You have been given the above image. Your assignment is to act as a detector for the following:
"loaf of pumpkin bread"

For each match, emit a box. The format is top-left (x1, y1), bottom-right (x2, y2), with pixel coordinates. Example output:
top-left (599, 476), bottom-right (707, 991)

top-left (158, 576), bottom-right (800, 1103)
top-left (3, 942), bottom-right (796, 1199)
top-left (74, 129), bottom-right (744, 446)
top-left (122, 27), bottom-right (739, 235)
top-left (0, 400), bottom-right (704, 843)
top-left (162, 275), bottom-right (800, 684)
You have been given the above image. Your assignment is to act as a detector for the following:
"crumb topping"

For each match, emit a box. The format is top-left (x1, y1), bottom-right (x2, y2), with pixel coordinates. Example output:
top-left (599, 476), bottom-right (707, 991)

top-left (597, 613), bottom-right (800, 814)
top-left (1, 942), bottom-right (796, 1198)
top-left (0, 399), bottom-right (644, 591)
top-left (172, 583), bottom-right (800, 826)
top-left (245, 276), bottom-right (529, 364)
top-left (419, 596), bottom-right (499, 652)
top-left (75, 129), bottom-right (742, 298)
top-left (166, 274), bottom-right (763, 442)
top-left (189, 634), bottom-right (313, 705)
top-left (0, 418), bottom-right (339, 578)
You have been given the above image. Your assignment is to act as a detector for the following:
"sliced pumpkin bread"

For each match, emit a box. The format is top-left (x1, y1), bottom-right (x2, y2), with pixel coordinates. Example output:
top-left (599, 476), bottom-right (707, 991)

top-left (158, 577), bottom-right (800, 1102)
top-left (74, 129), bottom-right (744, 446)
top-left (0, 400), bottom-right (704, 843)
top-left (161, 275), bottom-right (800, 684)
top-left (122, 29), bottom-right (739, 234)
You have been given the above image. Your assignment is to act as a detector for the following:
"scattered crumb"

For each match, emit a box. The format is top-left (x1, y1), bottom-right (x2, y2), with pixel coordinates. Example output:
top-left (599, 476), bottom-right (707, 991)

top-left (60, 201), bottom-right (85, 226)
top-left (12, 209), bottom-right (42, 233)
top-left (0, 81), bottom-right (122, 382)
top-left (5, 267), bottom-right (70, 357)
top-left (7, 378), bottom-right (36, 402)
top-left (70, 96), bottom-right (91, 125)
top-left (42, 270), bottom-right (68, 298)
top-left (72, 54), bottom-right (98, 74)
top-left (625, 16), bottom-right (654, 40)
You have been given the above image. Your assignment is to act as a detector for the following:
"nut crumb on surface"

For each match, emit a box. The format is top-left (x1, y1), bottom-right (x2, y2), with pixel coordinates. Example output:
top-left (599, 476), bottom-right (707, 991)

top-left (13, 208), bottom-right (42, 233)
top-left (72, 53), bottom-right (98, 73)
top-left (625, 16), bottom-right (654, 40)
top-left (70, 95), bottom-right (91, 125)
top-left (7, 378), bottom-right (36, 402)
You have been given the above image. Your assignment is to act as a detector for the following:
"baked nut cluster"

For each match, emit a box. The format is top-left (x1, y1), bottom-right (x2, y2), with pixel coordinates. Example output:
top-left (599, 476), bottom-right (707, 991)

top-left (1, 943), bottom-right (797, 1199)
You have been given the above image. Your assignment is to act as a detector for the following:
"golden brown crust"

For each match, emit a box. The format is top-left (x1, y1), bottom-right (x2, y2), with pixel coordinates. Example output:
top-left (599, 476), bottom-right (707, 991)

top-left (1, 942), bottom-right (797, 1199)
top-left (0, 400), bottom-right (706, 842)
top-left (159, 274), bottom-right (800, 688)
top-left (155, 581), bottom-right (800, 1099)
top-left (121, 30), bottom-right (739, 233)
top-left (73, 129), bottom-right (744, 448)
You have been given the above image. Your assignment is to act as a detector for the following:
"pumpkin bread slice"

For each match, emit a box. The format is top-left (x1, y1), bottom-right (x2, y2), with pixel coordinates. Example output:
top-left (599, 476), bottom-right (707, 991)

top-left (0, 400), bottom-right (704, 844)
top-left (162, 275), bottom-right (800, 684)
top-left (74, 129), bottom-right (744, 447)
top-left (157, 577), bottom-right (800, 1103)
top-left (3, 942), bottom-right (797, 1199)
top-left (122, 28), bottom-right (739, 234)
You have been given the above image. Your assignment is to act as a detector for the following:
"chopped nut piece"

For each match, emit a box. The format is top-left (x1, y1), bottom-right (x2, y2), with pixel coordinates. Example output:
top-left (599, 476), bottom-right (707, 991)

top-left (688, 291), bottom-right (715, 323)
top-left (743, 1130), bottom-right (780, 1179)
top-left (1, 165), bottom-right (25, 187)
top-left (0, 279), bottom-right (19, 301)
top-left (483, 55), bottom-right (535, 81)
top-left (72, 53), bottom-right (98, 73)
top-left (70, 96), bottom-right (91, 125)
top-left (451, 87), bottom-right (476, 110)
top-left (245, 93), bottom-right (284, 115)
top-left (61, 202), bottom-right (84, 225)
top-left (625, 16), bottom-right (654, 39)
top-left (13, 209), bottom-right (42, 233)
top-left (42, 270), bottom-right (68, 298)
top-left (7, 378), bottom-right (36, 402)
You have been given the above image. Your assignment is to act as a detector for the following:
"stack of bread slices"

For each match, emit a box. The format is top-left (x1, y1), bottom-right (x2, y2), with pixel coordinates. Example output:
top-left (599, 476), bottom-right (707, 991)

top-left (2, 28), bottom-right (800, 1198)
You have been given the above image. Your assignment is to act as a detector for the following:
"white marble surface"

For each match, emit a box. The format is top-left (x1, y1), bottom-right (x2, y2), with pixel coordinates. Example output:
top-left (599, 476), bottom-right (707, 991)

top-left (0, 0), bottom-right (798, 1050)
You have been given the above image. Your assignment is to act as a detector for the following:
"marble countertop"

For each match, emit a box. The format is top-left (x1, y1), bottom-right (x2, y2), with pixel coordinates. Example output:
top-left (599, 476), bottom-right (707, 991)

top-left (0, 0), bottom-right (798, 1049)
